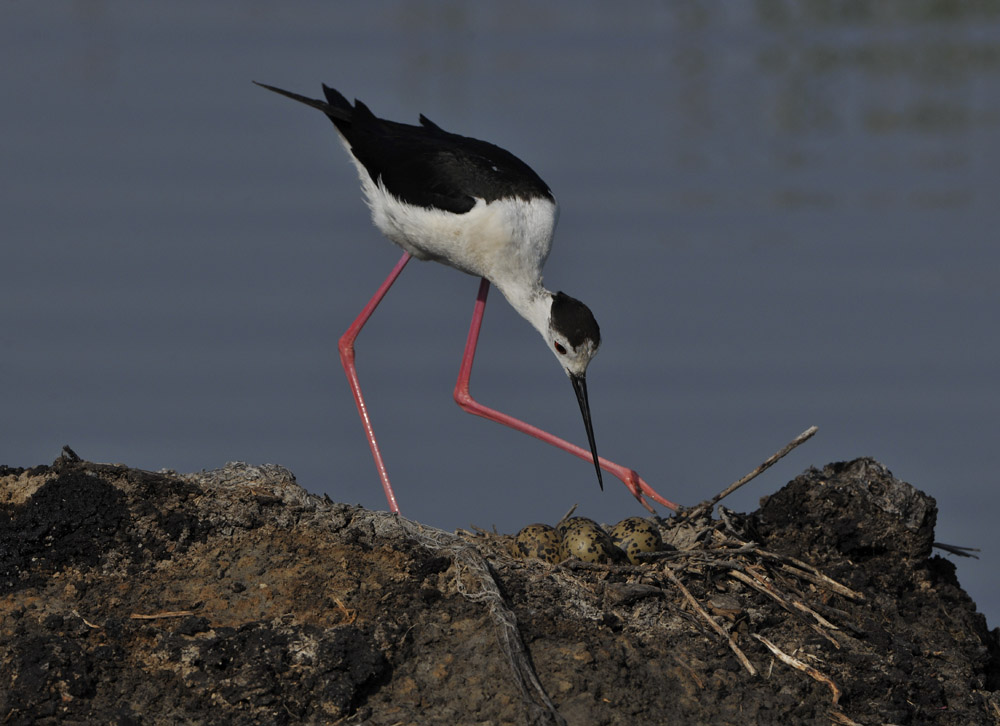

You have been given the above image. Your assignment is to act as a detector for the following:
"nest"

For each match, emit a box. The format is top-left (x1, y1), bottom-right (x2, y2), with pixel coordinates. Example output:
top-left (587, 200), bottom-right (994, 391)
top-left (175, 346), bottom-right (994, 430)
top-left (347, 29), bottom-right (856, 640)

top-left (432, 426), bottom-right (884, 725)
top-left (452, 504), bottom-right (862, 720)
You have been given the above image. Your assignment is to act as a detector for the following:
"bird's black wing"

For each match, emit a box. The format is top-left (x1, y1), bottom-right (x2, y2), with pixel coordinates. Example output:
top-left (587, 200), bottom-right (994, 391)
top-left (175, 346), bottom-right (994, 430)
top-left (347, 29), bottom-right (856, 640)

top-left (256, 82), bottom-right (552, 214)
top-left (345, 112), bottom-right (554, 214)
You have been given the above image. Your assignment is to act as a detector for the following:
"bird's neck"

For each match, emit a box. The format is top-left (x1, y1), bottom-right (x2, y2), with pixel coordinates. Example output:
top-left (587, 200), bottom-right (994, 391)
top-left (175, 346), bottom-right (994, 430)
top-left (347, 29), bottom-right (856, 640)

top-left (494, 282), bottom-right (552, 339)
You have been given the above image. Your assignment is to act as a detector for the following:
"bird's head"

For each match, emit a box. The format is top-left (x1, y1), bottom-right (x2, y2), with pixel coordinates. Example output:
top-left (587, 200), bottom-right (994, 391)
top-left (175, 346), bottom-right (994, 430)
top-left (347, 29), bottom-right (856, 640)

top-left (545, 291), bottom-right (604, 489)
top-left (546, 291), bottom-right (601, 375)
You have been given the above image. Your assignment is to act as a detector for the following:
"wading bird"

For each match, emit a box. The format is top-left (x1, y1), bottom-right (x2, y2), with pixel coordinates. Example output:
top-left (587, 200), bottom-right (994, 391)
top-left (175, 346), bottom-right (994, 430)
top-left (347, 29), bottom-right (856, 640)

top-left (255, 82), bottom-right (676, 515)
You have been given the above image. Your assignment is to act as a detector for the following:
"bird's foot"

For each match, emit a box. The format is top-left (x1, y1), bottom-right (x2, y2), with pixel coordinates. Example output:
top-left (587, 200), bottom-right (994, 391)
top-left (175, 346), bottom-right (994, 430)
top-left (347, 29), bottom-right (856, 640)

top-left (621, 469), bottom-right (679, 513)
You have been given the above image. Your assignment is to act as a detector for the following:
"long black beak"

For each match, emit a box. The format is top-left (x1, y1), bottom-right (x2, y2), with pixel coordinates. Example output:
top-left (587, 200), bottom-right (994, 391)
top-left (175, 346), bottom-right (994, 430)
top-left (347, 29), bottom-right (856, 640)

top-left (570, 374), bottom-right (604, 490)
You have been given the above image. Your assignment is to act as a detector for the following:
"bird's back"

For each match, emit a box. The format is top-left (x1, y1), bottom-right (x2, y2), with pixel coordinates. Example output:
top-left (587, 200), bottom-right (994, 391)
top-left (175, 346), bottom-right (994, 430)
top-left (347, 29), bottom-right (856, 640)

top-left (320, 85), bottom-right (553, 215)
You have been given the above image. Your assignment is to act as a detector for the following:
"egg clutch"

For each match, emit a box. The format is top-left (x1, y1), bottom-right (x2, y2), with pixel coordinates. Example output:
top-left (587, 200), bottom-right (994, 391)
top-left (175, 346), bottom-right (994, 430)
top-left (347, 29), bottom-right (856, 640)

top-left (513, 517), bottom-right (663, 565)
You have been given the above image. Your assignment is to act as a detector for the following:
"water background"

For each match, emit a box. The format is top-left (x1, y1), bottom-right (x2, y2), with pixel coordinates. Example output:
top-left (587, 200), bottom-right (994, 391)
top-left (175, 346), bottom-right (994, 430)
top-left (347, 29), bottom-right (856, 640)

top-left (3, 2), bottom-right (998, 626)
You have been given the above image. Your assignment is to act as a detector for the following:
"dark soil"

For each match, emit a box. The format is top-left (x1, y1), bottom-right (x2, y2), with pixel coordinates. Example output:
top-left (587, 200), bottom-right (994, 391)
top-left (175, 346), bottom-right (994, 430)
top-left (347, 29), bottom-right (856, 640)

top-left (1, 452), bottom-right (997, 725)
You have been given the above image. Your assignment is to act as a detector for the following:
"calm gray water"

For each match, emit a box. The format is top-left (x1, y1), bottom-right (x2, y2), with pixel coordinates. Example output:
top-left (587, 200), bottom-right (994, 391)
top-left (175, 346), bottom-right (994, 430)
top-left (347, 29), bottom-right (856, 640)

top-left (3, 2), bottom-right (998, 626)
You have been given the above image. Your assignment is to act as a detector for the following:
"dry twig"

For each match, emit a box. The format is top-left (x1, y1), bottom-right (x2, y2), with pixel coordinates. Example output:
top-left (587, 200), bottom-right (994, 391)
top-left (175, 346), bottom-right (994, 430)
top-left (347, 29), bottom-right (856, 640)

top-left (557, 504), bottom-right (579, 527)
top-left (129, 610), bottom-right (196, 620)
top-left (728, 569), bottom-right (840, 648)
top-left (332, 596), bottom-right (357, 625)
top-left (827, 710), bottom-right (863, 725)
top-left (754, 549), bottom-right (865, 601)
top-left (753, 634), bottom-right (841, 704)
top-left (687, 425), bottom-right (818, 517)
top-left (672, 654), bottom-right (705, 689)
top-left (664, 567), bottom-right (756, 676)
top-left (71, 609), bottom-right (101, 629)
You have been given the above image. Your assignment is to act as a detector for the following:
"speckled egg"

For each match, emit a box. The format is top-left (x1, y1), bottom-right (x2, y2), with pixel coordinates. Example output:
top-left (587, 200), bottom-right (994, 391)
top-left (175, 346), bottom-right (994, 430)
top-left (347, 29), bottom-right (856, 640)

top-left (558, 518), bottom-right (626, 564)
top-left (556, 516), bottom-right (602, 538)
top-left (608, 516), bottom-right (663, 564)
top-left (514, 524), bottom-right (562, 563)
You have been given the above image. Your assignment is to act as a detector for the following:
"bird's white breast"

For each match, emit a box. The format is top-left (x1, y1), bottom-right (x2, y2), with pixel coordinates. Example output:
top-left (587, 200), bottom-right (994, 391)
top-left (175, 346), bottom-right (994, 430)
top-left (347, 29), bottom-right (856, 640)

top-left (356, 170), bottom-right (558, 288)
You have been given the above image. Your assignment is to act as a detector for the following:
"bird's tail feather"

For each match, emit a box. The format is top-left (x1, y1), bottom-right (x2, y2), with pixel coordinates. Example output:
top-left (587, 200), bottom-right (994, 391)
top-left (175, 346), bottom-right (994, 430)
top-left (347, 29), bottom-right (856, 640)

top-left (253, 81), bottom-right (353, 124)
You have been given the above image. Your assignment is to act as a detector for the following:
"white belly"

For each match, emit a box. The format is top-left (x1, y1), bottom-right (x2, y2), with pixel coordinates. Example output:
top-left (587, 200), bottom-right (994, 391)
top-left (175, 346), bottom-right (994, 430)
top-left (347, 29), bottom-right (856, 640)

top-left (360, 175), bottom-right (558, 288)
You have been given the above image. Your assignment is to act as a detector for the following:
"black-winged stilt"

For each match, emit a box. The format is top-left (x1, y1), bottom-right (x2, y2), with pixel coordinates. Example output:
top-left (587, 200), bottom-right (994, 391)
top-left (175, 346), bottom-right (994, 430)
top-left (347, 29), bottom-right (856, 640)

top-left (255, 82), bottom-right (677, 515)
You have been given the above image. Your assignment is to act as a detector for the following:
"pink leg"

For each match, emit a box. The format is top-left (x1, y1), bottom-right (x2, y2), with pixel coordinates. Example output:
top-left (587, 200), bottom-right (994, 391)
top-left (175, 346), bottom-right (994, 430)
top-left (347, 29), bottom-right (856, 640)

top-left (338, 252), bottom-right (412, 514)
top-left (453, 278), bottom-right (679, 513)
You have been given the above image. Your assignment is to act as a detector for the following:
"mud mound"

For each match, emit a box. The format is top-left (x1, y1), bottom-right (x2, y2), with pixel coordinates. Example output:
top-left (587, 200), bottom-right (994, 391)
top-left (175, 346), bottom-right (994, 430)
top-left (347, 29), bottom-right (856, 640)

top-left (1, 451), bottom-right (997, 724)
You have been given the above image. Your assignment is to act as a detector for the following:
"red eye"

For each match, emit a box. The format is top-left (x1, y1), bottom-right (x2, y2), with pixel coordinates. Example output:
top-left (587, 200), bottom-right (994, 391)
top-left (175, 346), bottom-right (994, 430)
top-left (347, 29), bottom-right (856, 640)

top-left (554, 343), bottom-right (567, 354)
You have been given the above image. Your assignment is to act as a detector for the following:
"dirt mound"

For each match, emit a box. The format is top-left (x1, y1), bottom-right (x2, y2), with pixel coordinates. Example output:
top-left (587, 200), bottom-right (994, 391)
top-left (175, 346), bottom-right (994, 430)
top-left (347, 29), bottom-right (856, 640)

top-left (1, 451), bottom-right (997, 724)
